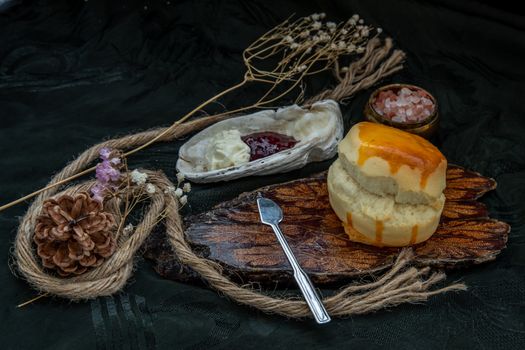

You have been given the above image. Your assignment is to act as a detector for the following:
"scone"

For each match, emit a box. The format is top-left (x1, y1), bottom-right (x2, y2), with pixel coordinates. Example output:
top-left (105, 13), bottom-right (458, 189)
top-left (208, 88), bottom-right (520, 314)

top-left (327, 122), bottom-right (447, 247)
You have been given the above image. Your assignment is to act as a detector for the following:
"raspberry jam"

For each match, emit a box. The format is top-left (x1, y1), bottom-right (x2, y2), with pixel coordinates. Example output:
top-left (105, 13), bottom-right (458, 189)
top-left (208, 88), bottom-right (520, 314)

top-left (241, 132), bottom-right (298, 161)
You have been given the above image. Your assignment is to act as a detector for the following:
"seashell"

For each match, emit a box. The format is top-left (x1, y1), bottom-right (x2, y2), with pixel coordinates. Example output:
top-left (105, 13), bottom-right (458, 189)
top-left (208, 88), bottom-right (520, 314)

top-left (176, 100), bottom-right (343, 183)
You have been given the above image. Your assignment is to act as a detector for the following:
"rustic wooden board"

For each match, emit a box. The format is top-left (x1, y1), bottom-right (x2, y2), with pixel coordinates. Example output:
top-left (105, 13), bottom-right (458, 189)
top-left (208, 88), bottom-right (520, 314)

top-left (143, 165), bottom-right (510, 285)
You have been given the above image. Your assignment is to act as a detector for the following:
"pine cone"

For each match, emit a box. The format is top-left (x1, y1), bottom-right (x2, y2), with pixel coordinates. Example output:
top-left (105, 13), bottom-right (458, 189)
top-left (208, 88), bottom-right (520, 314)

top-left (34, 192), bottom-right (117, 277)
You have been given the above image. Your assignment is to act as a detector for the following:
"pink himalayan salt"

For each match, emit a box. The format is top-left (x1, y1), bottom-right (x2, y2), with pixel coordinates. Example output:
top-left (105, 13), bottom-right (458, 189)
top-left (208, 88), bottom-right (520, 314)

top-left (372, 87), bottom-right (435, 123)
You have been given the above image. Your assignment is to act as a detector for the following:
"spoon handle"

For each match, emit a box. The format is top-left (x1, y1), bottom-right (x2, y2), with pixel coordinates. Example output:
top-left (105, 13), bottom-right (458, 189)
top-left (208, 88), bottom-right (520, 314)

top-left (270, 223), bottom-right (331, 324)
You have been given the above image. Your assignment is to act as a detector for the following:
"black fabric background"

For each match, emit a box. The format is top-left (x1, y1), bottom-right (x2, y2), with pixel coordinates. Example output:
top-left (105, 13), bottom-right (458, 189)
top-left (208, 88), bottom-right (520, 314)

top-left (1, 0), bottom-right (525, 349)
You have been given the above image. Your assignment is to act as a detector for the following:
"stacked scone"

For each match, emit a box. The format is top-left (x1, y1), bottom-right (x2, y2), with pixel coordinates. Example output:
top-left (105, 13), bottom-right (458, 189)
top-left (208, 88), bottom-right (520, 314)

top-left (327, 122), bottom-right (447, 247)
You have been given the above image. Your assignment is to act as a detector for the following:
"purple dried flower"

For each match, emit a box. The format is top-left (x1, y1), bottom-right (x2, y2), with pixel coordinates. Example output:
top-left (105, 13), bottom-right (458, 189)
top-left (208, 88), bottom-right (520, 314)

top-left (91, 148), bottom-right (122, 202)
top-left (95, 162), bottom-right (111, 183)
top-left (108, 167), bottom-right (121, 182)
top-left (90, 183), bottom-right (106, 203)
top-left (99, 147), bottom-right (112, 161)
top-left (96, 161), bottom-right (121, 183)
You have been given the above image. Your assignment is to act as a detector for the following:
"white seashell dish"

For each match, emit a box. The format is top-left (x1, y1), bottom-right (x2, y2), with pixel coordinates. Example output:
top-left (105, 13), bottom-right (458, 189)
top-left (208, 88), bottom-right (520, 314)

top-left (176, 99), bottom-right (344, 183)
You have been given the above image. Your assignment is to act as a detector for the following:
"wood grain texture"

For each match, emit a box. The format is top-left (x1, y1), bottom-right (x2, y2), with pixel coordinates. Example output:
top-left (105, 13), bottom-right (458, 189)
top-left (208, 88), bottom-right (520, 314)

top-left (144, 165), bottom-right (510, 285)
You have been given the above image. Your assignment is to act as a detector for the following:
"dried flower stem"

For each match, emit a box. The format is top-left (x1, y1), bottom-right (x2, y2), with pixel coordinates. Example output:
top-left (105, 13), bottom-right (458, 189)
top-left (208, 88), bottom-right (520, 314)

top-left (17, 292), bottom-right (49, 308)
top-left (114, 158), bottom-right (132, 240)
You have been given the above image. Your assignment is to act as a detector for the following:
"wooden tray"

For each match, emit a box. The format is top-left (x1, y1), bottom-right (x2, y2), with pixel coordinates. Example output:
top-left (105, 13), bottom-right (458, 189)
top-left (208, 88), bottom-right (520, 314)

top-left (144, 165), bottom-right (510, 285)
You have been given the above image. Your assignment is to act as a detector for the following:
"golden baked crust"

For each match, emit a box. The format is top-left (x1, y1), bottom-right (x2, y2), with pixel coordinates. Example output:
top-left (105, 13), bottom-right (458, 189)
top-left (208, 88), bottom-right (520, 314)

top-left (338, 122), bottom-right (447, 204)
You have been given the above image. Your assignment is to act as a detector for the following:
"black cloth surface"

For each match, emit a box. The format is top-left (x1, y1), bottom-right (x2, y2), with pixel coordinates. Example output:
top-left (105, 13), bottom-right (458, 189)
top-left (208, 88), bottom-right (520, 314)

top-left (1, 0), bottom-right (525, 349)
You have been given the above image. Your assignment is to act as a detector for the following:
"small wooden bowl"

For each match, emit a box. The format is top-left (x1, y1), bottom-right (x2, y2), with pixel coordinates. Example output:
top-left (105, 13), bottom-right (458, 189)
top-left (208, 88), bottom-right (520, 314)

top-left (364, 83), bottom-right (439, 139)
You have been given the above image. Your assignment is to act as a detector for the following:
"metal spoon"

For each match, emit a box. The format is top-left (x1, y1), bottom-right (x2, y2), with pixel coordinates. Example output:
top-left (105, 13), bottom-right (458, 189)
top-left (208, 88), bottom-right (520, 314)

top-left (257, 196), bottom-right (331, 324)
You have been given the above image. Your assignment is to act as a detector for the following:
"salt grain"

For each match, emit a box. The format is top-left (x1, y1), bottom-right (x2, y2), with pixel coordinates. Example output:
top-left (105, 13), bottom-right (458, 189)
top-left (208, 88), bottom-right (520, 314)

top-left (372, 87), bottom-right (435, 123)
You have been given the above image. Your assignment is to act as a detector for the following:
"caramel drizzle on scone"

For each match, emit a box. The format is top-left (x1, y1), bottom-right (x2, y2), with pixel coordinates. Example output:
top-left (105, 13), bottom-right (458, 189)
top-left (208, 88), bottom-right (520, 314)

top-left (375, 220), bottom-right (384, 244)
top-left (409, 225), bottom-right (419, 245)
top-left (357, 122), bottom-right (445, 189)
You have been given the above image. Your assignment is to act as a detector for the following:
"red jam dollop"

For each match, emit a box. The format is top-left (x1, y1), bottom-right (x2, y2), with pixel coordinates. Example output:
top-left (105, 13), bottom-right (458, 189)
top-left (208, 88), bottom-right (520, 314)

top-left (241, 132), bottom-right (298, 161)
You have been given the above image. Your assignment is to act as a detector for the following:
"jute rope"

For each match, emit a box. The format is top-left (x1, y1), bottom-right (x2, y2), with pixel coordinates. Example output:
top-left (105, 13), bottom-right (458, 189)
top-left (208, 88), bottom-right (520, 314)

top-left (12, 39), bottom-right (466, 317)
